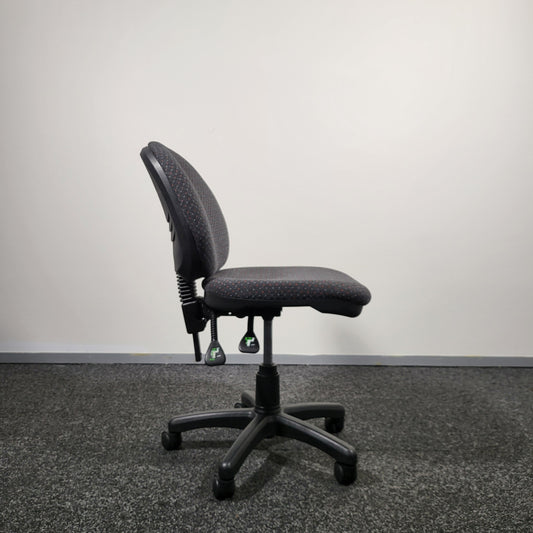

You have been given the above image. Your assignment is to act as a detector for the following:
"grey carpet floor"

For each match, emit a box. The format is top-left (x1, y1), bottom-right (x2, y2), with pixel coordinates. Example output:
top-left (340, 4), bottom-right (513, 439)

top-left (0, 364), bottom-right (531, 532)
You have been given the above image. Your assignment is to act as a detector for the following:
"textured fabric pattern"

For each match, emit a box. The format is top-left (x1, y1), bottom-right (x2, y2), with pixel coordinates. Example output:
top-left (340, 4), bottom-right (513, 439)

top-left (149, 142), bottom-right (229, 276)
top-left (146, 142), bottom-right (371, 317)
top-left (204, 266), bottom-right (371, 316)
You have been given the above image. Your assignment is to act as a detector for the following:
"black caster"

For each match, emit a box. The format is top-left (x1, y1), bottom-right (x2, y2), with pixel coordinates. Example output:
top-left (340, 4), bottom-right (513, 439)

top-left (334, 461), bottom-right (357, 485)
top-left (325, 416), bottom-right (344, 434)
top-left (234, 393), bottom-right (254, 409)
top-left (212, 475), bottom-right (235, 500)
top-left (161, 431), bottom-right (182, 450)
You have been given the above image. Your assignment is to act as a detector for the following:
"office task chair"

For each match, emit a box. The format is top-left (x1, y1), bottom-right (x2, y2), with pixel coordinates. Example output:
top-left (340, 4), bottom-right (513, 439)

top-left (140, 142), bottom-right (371, 499)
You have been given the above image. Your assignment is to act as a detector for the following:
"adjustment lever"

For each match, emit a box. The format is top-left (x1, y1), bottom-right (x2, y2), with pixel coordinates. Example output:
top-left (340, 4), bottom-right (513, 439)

top-left (192, 332), bottom-right (202, 362)
top-left (205, 339), bottom-right (226, 366)
top-left (204, 314), bottom-right (226, 366)
top-left (239, 316), bottom-right (260, 354)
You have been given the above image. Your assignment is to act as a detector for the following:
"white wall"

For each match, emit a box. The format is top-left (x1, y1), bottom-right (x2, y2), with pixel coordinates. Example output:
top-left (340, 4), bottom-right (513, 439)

top-left (1, 0), bottom-right (532, 357)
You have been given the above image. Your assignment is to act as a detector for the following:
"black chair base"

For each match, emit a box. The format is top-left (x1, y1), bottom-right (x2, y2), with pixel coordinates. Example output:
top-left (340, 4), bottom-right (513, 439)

top-left (162, 364), bottom-right (358, 499)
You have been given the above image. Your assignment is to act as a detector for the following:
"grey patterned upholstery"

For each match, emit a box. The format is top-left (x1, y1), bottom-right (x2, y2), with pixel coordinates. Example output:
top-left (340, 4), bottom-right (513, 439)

top-left (144, 142), bottom-right (371, 317)
top-left (148, 141), bottom-right (229, 277)
top-left (204, 266), bottom-right (371, 317)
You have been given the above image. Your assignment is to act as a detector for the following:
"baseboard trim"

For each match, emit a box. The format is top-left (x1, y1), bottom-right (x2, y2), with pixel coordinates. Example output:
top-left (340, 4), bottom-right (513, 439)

top-left (0, 353), bottom-right (532, 366)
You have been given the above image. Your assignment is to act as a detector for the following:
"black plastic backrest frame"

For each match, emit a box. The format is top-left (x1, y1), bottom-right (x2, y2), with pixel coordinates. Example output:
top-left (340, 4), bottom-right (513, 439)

top-left (140, 145), bottom-right (205, 281)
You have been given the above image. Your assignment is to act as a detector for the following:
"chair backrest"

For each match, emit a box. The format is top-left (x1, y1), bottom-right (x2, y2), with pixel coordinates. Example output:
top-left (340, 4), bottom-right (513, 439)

top-left (140, 142), bottom-right (229, 281)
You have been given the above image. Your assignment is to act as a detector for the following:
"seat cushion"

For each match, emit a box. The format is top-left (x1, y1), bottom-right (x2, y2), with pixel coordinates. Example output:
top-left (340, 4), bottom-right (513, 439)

top-left (203, 266), bottom-right (371, 317)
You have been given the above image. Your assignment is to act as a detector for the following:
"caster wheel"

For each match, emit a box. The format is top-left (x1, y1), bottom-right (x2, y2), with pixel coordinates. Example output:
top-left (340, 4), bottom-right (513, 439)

top-left (234, 400), bottom-right (253, 409)
top-left (235, 393), bottom-right (254, 408)
top-left (212, 475), bottom-right (235, 500)
top-left (334, 461), bottom-right (357, 485)
top-left (325, 416), bottom-right (344, 434)
top-left (161, 431), bottom-right (182, 450)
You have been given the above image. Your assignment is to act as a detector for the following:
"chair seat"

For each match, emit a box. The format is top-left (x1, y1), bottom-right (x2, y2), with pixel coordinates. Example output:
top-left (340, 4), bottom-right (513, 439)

top-left (203, 266), bottom-right (371, 317)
